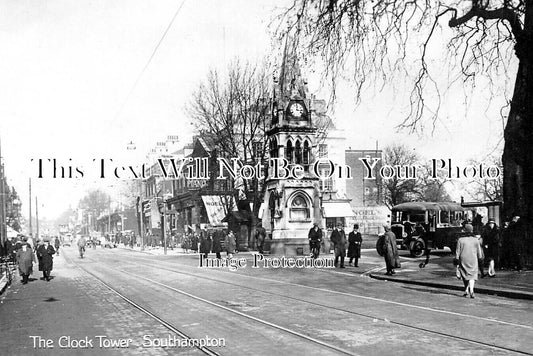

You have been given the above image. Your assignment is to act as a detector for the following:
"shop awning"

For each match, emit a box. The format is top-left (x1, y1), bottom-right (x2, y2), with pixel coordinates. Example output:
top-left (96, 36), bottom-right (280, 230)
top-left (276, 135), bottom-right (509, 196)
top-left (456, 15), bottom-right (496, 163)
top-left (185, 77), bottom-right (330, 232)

top-left (322, 202), bottom-right (355, 218)
top-left (201, 195), bottom-right (237, 225)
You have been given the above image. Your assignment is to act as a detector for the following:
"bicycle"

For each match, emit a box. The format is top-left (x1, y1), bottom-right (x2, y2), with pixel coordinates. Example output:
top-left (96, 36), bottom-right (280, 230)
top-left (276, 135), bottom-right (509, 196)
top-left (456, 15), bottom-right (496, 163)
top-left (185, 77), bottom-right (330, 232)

top-left (1, 256), bottom-right (14, 286)
top-left (79, 246), bottom-right (85, 259)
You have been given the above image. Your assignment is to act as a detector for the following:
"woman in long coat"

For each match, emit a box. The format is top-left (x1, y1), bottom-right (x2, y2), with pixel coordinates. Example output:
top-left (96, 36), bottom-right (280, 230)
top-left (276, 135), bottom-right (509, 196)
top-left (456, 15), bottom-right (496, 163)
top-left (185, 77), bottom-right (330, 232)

top-left (383, 225), bottom-right (400, 275)
top-left (348, 224), bottom-right (362, 267)
top-left (16, 243), bottom-right (35, 284)
top-left (37, 240), bottom-right (55, 281)
top-left (456, 224), bottom-right (484, 298)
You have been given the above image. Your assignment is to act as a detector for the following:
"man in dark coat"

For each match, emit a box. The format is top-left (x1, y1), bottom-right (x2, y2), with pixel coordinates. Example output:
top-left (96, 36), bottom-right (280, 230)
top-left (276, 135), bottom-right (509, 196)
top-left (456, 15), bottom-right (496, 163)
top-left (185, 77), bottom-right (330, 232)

top-left (37, 239), bottom-right (55, 281)
top-left (507, 216), bottom-right (525, 272)
top-left (211, 229), bottom-right (223, 259)
top-left (199, 229), bottom-right (212, 258)
top-left (383, 225), bottom-right (400, 275)
top-left (348, 224), bottom-right (363, 267)
top-left (481, 218), bottom-right (500, 276)
top-left (16, 243), bottom-right (35, 284)
top-left (308, 223), bottom-right (323, 258)
top-left (330, 223), bottom-right (347, 268)
top-left (255, 224), bottom-right (267, 254)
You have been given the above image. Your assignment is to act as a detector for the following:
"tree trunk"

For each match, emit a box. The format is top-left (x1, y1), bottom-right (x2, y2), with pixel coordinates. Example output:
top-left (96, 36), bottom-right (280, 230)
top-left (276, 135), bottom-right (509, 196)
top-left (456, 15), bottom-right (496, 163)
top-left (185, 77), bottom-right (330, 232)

top-left (502, 8), bottom-right (533, 266)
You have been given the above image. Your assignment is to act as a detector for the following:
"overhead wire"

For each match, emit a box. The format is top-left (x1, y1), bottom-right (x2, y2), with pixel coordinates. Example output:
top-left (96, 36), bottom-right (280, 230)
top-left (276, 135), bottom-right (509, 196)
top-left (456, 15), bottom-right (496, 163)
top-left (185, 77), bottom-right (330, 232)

top-left (111, 0), bottom-right (187, 126)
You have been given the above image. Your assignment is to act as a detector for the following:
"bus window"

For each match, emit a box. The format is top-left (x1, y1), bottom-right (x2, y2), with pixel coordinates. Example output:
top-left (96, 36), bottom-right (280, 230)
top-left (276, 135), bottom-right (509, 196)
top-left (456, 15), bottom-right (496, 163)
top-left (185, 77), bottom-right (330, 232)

top-left (408, 213), bottom-right (426, 223)
top-left (440, 211), bottom-right (450, 224)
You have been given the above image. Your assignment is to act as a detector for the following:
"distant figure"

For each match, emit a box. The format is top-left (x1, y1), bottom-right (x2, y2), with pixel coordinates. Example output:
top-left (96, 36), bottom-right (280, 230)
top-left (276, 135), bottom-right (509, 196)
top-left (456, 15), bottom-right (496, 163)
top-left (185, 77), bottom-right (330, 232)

top-left (199, 229), bottom-right (212, 259)
top-left (456, 224), bottom-right (483, 298)
top-left (348, 224), bottom-right (362, 267)
top-left (308, 223), bottom-right (323, 258)
top-left (507, 216), bottom-right (525, 272)
top-left (255, 224), bottom-right (267, 254)
top-left (211, 230), bottom-right (223, 259)
top-left (77, 235), bottom-right (87, 258)
top-left (16, 242), bottom-right (35, 284)
top-left (225, 230), bottom-right (236, 259)
top-left (6, 237), bottom-right (15, 262)
top-left (330, 223), bottom-right (347, 268)
top-left (37, 239), bottom-right (55, 282)
top-left (473, 214), bottom-right (483, 235)
top-left (383, 225), bottom-right (400, 275)
top-left (54, 236), bottom-right (61, 256)
top-left (481, 218), bottom-right (500, 277)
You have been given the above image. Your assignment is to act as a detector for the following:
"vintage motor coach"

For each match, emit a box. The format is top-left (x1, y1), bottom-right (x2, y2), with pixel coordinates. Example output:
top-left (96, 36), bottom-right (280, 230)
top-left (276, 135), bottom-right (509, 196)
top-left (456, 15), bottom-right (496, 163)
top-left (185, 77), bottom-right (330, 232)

top-left (391, 202), bottom-right (466, 257)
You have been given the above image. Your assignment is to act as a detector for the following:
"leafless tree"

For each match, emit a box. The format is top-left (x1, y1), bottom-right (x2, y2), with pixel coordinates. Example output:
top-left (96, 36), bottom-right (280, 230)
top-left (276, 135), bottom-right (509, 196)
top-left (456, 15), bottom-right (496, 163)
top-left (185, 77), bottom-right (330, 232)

top-left (187, 59), bottom-right (271, 225)
top-left (277, 0), bottom-right (533, 261)
top-left (466, 155), bottom-right (504, 201)
top-left (382, 144), bottom-right (421, 207)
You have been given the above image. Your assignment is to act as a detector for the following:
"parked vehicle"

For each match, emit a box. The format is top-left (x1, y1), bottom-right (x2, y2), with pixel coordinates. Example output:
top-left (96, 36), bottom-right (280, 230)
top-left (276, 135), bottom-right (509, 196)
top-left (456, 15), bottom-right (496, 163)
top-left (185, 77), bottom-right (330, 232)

top-left (391, 202), bottom-right (466, 257)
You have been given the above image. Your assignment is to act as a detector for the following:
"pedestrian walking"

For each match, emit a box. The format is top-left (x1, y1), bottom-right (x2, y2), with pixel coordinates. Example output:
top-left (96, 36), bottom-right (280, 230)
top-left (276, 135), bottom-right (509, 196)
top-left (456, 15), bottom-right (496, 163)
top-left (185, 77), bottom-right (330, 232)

top-left (16, 242), bottom-right (35, 284)
top-left (36, 238), bottom-right (55, 282)
top-left (255, 223), bottom-right (267, 254)
top-left (455, 224), bottom-right (483, 298)
top-left (225, 230), bottom-right (236, 259)
top-left (348, 224), bottom-right (362, 267)
top-left (54, 236), bottom-right (60, 256)
top-left (77, 235), bottom-right (87, 258)
top-left (212, 229), bottom-right (223, 259)
top-left (330, 223), bottom-right (347, 268)
top-left (383, 225), bottom-right (400, 275)
top-left (481, 218), bottom-right (500, 277)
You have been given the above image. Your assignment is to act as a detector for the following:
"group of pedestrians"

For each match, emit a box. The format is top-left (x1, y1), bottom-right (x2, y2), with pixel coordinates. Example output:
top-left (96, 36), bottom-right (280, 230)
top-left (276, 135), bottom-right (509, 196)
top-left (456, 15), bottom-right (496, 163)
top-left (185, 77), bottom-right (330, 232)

top-left (198, 228), bottom-right (237, 259)
top-left (6, 235), bottom-right (59, 284)
top-left (308, 223), bottom-right (363, 268)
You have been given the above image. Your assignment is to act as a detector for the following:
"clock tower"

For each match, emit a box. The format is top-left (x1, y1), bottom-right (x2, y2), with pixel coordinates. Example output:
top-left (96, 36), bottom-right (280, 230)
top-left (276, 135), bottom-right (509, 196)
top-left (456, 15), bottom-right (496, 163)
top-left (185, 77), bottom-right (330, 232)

top-left (263, 37), bottom-right (321, 255)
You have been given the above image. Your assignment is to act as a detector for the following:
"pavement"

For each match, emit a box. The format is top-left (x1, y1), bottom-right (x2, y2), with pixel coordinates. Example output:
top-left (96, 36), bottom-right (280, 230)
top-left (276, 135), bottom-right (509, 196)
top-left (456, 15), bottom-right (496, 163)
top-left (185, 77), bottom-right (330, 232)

top-left (368, 251), bottom-right (533, 300)
top-left (0, 251), bottom-right (195, 356)
top-left (108, 243), bottom-right (533, 301)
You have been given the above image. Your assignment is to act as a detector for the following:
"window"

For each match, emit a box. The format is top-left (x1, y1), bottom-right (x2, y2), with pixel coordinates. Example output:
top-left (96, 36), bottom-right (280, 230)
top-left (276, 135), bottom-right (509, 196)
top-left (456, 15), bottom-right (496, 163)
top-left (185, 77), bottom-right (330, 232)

top-left (269, 138), bottom-right (278, 158)
top-left (318, 144), bottom-right (328, 158)
top-left (286, 140), bottom-right (294, 163)
top-left (319, 177), bottom-right (334, 192)
top-left (295, 140), bottom-right (302, 164)
top-left (252, 141), bottom-right (263, 160)
top-left (290, 194), bottom-right (310, 221)
top-left (303, 141), bottom-right (310, 165)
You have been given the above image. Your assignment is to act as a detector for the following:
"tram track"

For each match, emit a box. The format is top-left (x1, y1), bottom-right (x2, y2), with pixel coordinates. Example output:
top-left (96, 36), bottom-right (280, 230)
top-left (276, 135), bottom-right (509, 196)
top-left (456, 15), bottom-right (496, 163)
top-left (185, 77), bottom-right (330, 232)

top-left (113, 254), bottom-right (533, 355)
top-left (63, 252), bottom-right (221, 356)
top-left (67, 252), bottom-right (357, 355)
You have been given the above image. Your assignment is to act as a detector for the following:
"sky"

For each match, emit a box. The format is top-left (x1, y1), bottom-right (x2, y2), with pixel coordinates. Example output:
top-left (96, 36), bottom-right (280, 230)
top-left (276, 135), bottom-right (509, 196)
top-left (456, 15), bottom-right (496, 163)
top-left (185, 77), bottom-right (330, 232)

top-left (0, 0), bottom-right (513, 222)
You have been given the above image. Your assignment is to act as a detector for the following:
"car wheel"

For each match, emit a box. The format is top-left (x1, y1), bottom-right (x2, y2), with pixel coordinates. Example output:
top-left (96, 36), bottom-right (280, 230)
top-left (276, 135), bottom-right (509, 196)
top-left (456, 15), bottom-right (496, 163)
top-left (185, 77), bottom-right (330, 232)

top-left (409, 239), bottom-right (425, 257)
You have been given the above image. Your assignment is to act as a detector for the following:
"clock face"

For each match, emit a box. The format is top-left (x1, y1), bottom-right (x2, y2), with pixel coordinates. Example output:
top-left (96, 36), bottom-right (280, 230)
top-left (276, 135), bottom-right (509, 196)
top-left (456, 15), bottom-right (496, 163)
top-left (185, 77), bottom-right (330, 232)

top-left (289, 102), bottom-right (305, 118)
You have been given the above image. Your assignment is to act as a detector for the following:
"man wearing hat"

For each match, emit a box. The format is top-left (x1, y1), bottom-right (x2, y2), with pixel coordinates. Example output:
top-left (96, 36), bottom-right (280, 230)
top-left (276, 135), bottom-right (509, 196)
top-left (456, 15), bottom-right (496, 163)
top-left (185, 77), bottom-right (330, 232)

top-left (37, 238), bottom-right (55, 281)
top-left (481, 218), bottom-right (500, 277)
top-left (382, 225), bottom-right (400, 275)
top-left (308, 223), bottom-right (323, 258)
top-left (330, 223), bottom-right (347, 268)
top-left (16, 242), bottom-right (35, 284)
